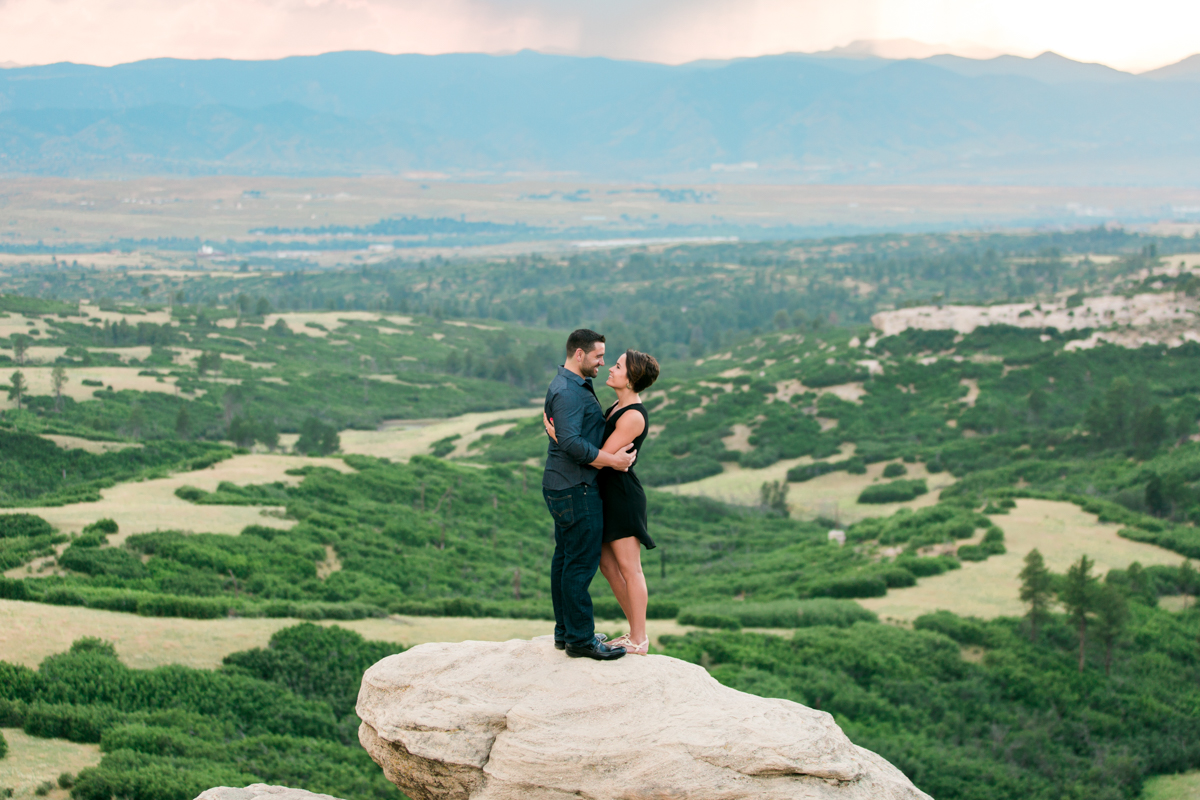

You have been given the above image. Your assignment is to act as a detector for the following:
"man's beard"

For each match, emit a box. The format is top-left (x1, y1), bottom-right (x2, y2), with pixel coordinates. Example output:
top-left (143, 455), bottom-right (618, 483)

top-left (583, 362), bottom-right (600, 378)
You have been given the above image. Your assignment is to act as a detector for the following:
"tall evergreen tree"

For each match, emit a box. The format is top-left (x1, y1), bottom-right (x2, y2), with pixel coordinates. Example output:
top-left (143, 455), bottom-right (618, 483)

top-left (1094, 583), bottom-right (1129, 676)
top-left (51, 364), bottom-right (68, 412)
top-left (1019, 548), bottom-right (1054, 643)
top-left (7, 370), bottom-right (27, 410)
top-left (1180, 560), bottom-right (1197, 610)
top-left (1060, 555), bottom-right (1098, 673)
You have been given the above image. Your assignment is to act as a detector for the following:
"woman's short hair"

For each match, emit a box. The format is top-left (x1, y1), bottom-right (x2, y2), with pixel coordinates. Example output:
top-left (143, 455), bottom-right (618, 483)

top-left (625, 349), bottom-right (660, 393)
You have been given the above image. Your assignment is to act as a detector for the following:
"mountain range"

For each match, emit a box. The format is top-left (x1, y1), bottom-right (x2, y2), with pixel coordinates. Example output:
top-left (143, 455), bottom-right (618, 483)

top-left (1, 48), bottom-right (1199, 183)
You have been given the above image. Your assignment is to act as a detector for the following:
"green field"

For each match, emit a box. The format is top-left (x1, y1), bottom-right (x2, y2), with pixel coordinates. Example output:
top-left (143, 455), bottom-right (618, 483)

top-left (3, 228), bottom-right (1200, 800)
top-left (1144, 772), bottom-right (1200, 800)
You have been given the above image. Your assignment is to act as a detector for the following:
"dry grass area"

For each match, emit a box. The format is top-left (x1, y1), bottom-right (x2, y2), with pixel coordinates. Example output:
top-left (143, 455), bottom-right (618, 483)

top-left (0, 599), bottom-right (693, 670)
top-left (251, 312), bottom-right (414, 337)
top-left (871, 292), bottom-right (1200, 348)
top-left (662, 451), bottom-right (952, 525)
top-left (0, 367), bottom-right (181, 409)
top-left (859, 498), bottom-right (1187, 621)
top-left (0, 454), bottom-right (352, 569)
top-left (39, 435), bottom-right (142, 454)
top-left (0, 728), bottom-right (100, 800)
top-left (1143, 771), bottom-right (1200, 800)
top-left (334, 407), bottom-right (542, 462)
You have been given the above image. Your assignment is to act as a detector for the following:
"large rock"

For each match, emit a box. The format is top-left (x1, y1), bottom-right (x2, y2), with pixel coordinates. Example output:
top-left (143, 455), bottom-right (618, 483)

top-left (195, 786), bottom-right (343, 800)
top-left (357, 637), bottom-right (931, 800)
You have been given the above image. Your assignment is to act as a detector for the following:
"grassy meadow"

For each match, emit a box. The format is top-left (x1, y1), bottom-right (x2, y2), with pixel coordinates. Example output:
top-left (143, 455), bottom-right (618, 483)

top-left (3, 229), bottom-right (1200, 800)
top-left (0, 729), bottom-right (100, 800)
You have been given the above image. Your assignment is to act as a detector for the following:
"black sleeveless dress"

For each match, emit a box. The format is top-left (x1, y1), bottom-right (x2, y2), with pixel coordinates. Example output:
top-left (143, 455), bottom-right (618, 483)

top-left (597, 402), bottom-right (655, 549)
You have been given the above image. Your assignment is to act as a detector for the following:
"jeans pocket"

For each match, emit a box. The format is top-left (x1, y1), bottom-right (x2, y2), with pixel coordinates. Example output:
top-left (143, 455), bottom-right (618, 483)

top-left (546, 494), bottom-right (575, 527)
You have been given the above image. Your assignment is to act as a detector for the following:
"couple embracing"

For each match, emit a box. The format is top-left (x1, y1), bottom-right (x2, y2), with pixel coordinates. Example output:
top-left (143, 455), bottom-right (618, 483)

top-left (542, 329), bottom-right (660, 661)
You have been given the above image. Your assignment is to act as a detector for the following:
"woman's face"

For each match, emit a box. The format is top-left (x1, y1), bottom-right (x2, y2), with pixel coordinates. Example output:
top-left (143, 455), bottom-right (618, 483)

top-left (606, 353), bottom-right (628, 390)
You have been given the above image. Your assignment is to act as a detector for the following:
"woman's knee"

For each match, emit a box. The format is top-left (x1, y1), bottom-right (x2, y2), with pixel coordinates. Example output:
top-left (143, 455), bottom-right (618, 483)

top-left (612, 542), bottom-right (644, 578)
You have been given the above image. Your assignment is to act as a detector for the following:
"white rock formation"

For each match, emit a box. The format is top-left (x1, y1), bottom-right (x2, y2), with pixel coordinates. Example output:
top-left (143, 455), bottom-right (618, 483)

top-left (195, 785), bottom-right (343, 800)
top-left (357, 637), bottom-right (931, 800)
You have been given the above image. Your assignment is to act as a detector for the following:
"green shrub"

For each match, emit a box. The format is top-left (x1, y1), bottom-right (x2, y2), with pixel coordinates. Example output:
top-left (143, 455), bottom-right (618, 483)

top-left (896, 555), bottom-right (960, 577)
top-left (677, 611), bottom-right (742, 630)
top-left (0, 514), bottom-right (53, 539)
top-left (34, 782), bottom-right (54, 797)
top-left (913, 610), bottom-right (991, 646)
top-left (0, 729), bottom-right (6, 759)
top-left (57, 774), bottom-right (75, 790)
top-left (814, 574), bottom-right (887, 598)
top-left (880, 567), bottom-right (917, 588)
top-left (680, 599), bottom-right (877, 629)
top-left (858, 479), bottom-right (928, 504)
top-left (84, 519), bottom-right (118, 535)
top-left (882, 462), bottom-right (908, 478)
top-left (786, 461), bottom-right (841, 482)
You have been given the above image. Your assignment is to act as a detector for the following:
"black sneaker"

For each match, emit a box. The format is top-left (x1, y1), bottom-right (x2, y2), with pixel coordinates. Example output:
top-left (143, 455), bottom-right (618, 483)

top-left (555, 633), bottom-right (606, 651)
top-left (565, 640), bottom-right (626, 660)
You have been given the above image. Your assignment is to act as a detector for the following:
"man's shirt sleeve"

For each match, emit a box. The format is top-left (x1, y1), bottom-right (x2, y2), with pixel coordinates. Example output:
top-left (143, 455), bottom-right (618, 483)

top-left (548, 388), bottom-right (600, 466)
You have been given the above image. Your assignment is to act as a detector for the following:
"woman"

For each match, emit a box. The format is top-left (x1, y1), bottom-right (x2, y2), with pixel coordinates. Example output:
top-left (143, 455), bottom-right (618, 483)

top-left (545, 349), bottom-right (660, 655)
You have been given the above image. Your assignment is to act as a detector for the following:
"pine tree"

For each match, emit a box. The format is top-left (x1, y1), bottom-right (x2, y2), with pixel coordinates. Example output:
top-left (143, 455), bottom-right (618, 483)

top-left (51, 365), bottom-right (68, 412)
top-left (175, 405), bottom-right (191, 439)
top-left (1060, 555), bottom-right (1098, 673)
top-left (1019, 549), bottom-right (1053, 643)
top-left (7, 370), bottom-right (27, 410)
top-left (1094, 583), bottom-right (1129, 676)
top-left (1180, 560), bottom-right (1197, 610)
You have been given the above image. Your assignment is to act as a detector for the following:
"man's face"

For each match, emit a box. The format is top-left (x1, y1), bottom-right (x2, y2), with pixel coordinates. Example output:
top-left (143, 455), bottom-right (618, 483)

top-left (578, 342), bottom-right (605, 378)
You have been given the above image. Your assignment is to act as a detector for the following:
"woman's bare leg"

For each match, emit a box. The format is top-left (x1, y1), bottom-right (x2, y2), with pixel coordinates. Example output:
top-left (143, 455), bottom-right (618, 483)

top-left (610, 538), bottom-right (647, 643)
top-left (599, 542), bottom-right (632, 622)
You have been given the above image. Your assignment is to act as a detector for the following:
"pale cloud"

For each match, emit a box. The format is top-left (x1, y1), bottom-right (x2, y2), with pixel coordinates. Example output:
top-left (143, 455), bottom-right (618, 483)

top-left (0, 0), bottom-right (1195, 71)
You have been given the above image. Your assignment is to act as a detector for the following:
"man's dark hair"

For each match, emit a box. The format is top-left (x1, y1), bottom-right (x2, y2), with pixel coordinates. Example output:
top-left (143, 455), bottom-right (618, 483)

top-left (565, 329), bottom-right (605, 357)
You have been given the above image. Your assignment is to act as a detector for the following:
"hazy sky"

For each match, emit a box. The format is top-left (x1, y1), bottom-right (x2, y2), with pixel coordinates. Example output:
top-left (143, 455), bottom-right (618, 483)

top-left (0, 0), bottom-right (1195, 71)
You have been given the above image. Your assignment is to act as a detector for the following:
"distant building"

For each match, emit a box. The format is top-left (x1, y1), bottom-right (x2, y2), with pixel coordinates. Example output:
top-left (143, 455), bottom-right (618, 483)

top-left (828, 529), bottom-right (846, 546)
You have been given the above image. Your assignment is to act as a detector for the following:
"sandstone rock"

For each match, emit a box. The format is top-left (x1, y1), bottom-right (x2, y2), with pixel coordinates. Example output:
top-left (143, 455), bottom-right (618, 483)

top-left (357, 637), bottom-right (931, 800)
top-left (195, 785), bottom-right (343, 800)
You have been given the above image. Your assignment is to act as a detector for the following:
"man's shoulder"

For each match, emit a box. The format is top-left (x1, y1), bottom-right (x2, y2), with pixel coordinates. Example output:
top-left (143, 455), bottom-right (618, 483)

top-left (546, 371), bottom-right (578, 396)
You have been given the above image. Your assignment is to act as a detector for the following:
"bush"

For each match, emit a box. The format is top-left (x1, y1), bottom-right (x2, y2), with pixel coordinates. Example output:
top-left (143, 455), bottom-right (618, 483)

top-left (34, 782), bottom-right (54, 797)
top-left (882, 462), bottom-right (908, 478)
top-left (0, 514), bottom-right (54, 539)
top-left (84, 519), bottom-right (119, 535)
top-left (858, 479), bottom-right (928, 504)
top-left (0, 729), bottom-right (5, 759)
top-left (880, 567), bottom-right (917, 588)
top-left (913, 610), bottom-right (991, 646)
top-left (57, 773), bottom-right (75, 789)
top-left (896, 555), bottom-right (960, 577)
top-left (814, 575), bottom-right (888, 598)
top-left (680, 599), bottom-right (877, 629)
top-left (786, 461), bottom-right (841, 482)
top-left (677, 611), bottom-right (742, 630)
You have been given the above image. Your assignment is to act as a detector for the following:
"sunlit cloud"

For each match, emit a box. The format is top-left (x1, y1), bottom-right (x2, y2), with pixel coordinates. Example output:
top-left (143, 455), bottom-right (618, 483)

top-left (0, 0), bottom-right (1195, 71)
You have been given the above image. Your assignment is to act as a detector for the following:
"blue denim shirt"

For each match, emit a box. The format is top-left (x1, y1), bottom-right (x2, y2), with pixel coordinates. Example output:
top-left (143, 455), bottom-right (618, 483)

top-left (542, 366), bottom-right (605, 489)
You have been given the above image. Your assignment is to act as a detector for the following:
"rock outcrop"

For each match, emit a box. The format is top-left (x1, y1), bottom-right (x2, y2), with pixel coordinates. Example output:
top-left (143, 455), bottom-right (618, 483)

top-left (196, 785), bottom-right (343, 800)
top-left (357, 637), bottom-right (931, 800)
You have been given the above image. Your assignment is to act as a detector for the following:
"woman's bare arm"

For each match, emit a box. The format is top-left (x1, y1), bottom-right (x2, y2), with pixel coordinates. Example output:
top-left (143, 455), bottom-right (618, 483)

top-left (600, 410), bottom-right (645, 455)
top-left (543, 412), bottom-right (636, 470)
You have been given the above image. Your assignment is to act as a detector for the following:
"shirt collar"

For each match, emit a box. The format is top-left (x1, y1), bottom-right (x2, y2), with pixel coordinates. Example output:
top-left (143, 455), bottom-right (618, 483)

top-left (557, 365), bottom-right (593, 388)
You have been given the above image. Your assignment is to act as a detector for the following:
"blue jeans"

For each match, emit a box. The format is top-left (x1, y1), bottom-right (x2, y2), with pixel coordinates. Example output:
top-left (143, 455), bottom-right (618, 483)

top-left (544, 484), bottom-right (604, 647)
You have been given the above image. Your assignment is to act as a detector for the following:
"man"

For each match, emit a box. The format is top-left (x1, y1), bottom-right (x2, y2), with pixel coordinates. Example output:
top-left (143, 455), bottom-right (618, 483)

top-left (543, 329), bottom-right (636, 660)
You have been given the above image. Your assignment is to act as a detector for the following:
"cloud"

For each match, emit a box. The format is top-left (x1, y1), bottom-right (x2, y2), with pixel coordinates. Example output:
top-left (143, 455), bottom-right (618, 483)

top-left (0, 0), bottom-right (1195, 71)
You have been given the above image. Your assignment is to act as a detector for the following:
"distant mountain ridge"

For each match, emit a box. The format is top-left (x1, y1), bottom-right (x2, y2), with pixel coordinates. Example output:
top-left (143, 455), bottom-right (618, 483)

top-left (1, 49), bottom-right (1199, 183)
